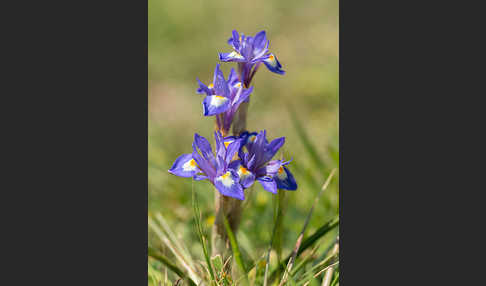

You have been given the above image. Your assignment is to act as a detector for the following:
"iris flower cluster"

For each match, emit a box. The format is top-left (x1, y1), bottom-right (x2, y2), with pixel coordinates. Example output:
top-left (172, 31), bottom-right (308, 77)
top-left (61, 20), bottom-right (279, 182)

top-left (169, 30), bottom-right (296, 200)
top-left (220, 30), bottom-right (285, 87)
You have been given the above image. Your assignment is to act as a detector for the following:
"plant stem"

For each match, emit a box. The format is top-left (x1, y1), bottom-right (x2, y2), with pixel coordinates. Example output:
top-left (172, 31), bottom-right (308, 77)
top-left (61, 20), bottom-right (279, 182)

top-left (211, 192), bottom-right (243, 260)
top-left (211, 69), bottom-right (249, 268)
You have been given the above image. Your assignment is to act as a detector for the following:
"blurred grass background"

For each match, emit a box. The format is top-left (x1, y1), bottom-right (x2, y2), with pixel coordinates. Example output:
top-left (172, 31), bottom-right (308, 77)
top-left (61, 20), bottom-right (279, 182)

top-left (148, 0), bottom-right (338, 276)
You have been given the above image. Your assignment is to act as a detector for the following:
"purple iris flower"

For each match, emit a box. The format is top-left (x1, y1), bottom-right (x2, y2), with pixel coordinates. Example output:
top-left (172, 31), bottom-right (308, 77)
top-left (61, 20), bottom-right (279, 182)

top-left (219, 30), bottom-right (285, 87)
top-left (168, 131), bottom-right (246, 200)
top-left (229, 130), bottom-right (297, 194)
top-left (196, 64), bottom-right (253, 134)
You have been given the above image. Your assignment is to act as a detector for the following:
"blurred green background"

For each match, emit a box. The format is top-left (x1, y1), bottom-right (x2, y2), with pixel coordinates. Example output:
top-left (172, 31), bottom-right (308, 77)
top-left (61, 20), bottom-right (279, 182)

top-left (149, 0), bottom-right (338, 268)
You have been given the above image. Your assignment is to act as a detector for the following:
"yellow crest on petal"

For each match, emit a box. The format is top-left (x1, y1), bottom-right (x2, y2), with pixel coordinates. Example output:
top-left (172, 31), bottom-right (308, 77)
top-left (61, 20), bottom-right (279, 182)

top-left (182, 159), bottom-right (197, 172)
top-left (237, 166), bottom-right (251, 179)
top-left (277, 166), bottom-right (287, 179)
top-left (224, 140), bottom-right (233, 148)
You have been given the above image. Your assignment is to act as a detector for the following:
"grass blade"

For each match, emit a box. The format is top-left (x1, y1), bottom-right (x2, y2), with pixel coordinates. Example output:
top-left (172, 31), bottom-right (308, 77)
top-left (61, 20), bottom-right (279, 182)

top-left (210, 255), bottom-right (224, 282)
top-left (192, 182), bottom-right (216, 284)
top-left (263, 191), bottom-right (286, 286)
top-left (154, 213), bottom-right (193, 266)
top-left (274, 191), bottom-right (286, 262)
top-left (321, 239), bottom-right (339, 286)
top-left (222, 215), bottom-right (247, 282)
top-left (148, 216), bottom-right (201, 284)
top-left (290, 243), bottom-right (321, 277)
top-left (330, 269), bottom-right (339, 286)
top-left (303, 250), bottom-right (338, 277)
top-left (236, 229), bottom-right (257, 263)
top-left (296, 241), bottom-right (339, 286)
top-left (322, 264), bottom-right (335, 286)
top-left (148, 260), bottom-right (164, 286)
top-left (278, 169), bottom-right (337, 286)
top-left (288, 105), bottom-right (326, 171)
top-left (268, 216), bottom-right (339, 283)
top-left (300, 261), bottom-right (339, 286)
top-left (296, 217), bottom-right (339, 259)
top-left (148, 246), bottom-right (197, 286)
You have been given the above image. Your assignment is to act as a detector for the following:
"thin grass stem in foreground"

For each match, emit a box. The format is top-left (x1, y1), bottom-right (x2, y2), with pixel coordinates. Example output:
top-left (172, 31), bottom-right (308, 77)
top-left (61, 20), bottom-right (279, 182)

top-left (148, 216), bottom-right (201, 284)
top-left (192, 181), bottom-right (217, 284)
top-left (148, 246), bottom-right (197, 286)
top-left (268, 216), bottom-right (339, 283)
top-left (321, 238), bottom-right (339, 286)
top-left (279, 169), bottom-right (337, 286)
top-left (222, 215), bottom-right (248, 284)
top-left (263, 191), bottom-right (285, 286)
top-left (300, 262), bottom-right (339, 286)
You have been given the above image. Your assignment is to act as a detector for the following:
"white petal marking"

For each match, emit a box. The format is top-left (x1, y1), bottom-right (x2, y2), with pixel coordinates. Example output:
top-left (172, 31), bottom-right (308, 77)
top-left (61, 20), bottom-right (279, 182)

top-left (182, 159), bottom-right (197, 172)
top-left (210, 96), bottom-right (228, 108)
top-left (265, 54), bottom-right (277, 67)
top-left (216, 171), bottom-right (235, 187)
top-left (229, 51), bottom-right (244, 60)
